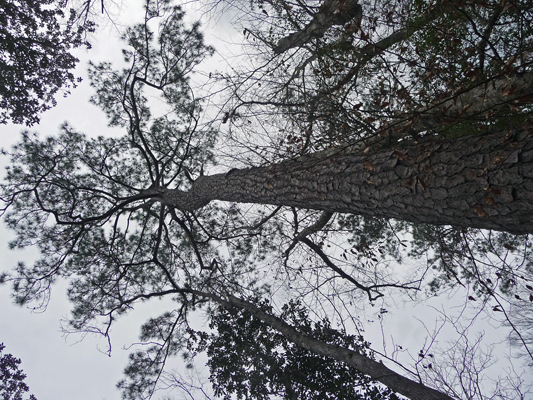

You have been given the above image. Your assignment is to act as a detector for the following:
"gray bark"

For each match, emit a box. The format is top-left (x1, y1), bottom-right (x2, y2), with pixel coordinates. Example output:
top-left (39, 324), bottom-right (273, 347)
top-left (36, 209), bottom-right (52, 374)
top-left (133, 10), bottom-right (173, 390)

top-left (193, 290), bottom-right (455, 400)
top-left (274, 0), bottom-right (362, 54)
top-left (162, 127), bottom-right (533, 234)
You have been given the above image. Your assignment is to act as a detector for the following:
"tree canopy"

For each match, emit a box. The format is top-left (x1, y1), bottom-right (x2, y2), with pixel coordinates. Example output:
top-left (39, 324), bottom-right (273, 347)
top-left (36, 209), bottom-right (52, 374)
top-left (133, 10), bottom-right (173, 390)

top-left (0, 343), bottom-right (37, 400)
top-left (0, 0), bottom-right (100, 126)
top-left (1, 0), bottom-right (533, 399)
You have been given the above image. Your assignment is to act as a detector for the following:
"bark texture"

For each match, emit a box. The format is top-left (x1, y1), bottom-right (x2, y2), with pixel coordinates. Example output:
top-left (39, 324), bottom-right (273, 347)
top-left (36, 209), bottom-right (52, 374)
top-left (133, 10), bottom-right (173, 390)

top-left (162, 127), bottom-right (533, 234)
top-left (274, 0), bottom-right (362, 54)
top-left (195, 290), bottom-right (454, 400)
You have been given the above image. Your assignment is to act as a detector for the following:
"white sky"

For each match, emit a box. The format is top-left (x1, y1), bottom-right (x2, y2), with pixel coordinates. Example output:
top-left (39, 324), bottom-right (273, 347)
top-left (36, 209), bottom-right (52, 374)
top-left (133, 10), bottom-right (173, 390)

top-left (1, 2), bottom-right (532, 400)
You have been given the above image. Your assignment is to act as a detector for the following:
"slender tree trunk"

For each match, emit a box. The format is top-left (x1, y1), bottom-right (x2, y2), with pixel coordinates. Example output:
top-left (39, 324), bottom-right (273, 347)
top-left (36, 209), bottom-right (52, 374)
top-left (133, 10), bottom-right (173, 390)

top-left (162, 127), bottom-right (533, 234)
top-left (193, 290), bottom-right (455, 400)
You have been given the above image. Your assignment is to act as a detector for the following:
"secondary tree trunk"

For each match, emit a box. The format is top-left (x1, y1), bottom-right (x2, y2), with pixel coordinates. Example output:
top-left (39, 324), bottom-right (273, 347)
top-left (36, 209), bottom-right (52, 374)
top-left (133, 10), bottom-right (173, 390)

top-left (162, 127), bottom-right (533, 234)
top-left (193, 290), bottom-right (455, 400)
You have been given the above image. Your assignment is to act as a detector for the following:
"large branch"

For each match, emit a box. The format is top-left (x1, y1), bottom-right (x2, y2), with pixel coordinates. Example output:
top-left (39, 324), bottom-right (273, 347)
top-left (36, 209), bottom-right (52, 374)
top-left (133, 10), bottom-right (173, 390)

top-left (321, 2), bottom-right (445, 95)
top-left (284, 210), bottom-right (334, 257)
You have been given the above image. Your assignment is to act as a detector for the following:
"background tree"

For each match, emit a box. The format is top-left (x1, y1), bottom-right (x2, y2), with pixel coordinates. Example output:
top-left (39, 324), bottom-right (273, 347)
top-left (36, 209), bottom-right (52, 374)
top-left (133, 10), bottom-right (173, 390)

top-left (0, 0), bottom-right (95, 126)
top-left (187, 298), bottom-right (398, 400)
top-left (217, 0), bottom-right (533, 147)
top-left (0, 343), bottom-right (37, 400)
top-left (0, 0), bottom-right (129, 127)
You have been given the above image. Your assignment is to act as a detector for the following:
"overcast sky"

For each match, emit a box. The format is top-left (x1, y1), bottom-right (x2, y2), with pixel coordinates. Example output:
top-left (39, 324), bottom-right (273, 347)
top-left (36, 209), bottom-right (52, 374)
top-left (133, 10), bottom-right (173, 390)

top-left (1, 2), bottom-right (532, 400)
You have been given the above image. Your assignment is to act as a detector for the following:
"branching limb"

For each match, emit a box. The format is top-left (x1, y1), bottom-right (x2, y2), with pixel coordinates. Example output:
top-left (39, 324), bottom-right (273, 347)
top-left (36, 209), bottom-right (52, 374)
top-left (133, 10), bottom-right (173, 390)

top-left (284, 210), bottom-right (334, 257)
top-left (299, 236), bottom-right (384, 301)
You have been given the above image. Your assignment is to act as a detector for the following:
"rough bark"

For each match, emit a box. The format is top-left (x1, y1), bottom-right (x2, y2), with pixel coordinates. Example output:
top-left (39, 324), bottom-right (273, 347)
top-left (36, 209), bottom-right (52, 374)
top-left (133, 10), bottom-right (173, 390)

top-left (274, 0), bottom-right (362, 54)
top-left (194, 290), bottom-right (455, 400)
top-left (162, 127), bottom-right (533, 234)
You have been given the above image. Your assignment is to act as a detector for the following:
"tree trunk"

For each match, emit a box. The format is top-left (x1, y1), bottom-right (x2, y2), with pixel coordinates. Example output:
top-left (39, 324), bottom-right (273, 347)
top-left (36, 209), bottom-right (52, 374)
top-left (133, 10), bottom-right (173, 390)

top-left (162, 127), bottom-right (533, 234)
top-left (274, 0), bottom-right (362, 54)
top-left (193, 290), bottom-right (455, 400)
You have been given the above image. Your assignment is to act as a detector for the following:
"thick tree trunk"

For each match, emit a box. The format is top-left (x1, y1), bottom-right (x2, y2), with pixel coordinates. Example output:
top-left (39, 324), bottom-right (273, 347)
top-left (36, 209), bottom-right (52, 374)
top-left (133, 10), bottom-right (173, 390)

top-left (162, 127), bottom-right (533, 234)
top-left (194, 290), bottom-right (454, 400)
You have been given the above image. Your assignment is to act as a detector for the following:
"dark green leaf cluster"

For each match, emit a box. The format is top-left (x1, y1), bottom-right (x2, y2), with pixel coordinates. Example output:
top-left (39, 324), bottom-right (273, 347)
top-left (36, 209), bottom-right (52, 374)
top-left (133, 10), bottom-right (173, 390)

top-left (0, 343), bottom-right (37, 400)
top-left (0, 0), bottom-right (95, 126)
top-left (190, 299), bottom-right (398, 400)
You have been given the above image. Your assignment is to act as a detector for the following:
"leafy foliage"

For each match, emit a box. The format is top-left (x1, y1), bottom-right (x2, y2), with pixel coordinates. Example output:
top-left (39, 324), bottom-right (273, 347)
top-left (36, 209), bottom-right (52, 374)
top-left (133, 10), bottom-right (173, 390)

top-left (117, 308), bottom-right (193, 400)
top-left (0, 343), bottom-right (37, 400)
top-left (0, 0), bottom-right (218, 306)
top-left (0, 0), bottom-right (94, 126)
